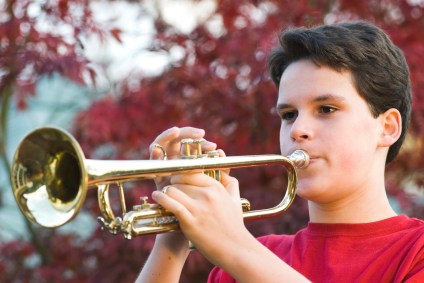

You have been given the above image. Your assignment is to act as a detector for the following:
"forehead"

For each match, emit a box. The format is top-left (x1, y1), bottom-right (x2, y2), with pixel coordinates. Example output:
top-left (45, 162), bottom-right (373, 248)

top-left (277, 59), bottom-right (358, 105)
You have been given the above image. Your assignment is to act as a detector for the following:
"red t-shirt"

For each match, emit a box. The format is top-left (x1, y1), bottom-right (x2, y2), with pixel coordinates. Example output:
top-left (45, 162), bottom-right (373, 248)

top-left (208, 215), bottom-right (424, 283)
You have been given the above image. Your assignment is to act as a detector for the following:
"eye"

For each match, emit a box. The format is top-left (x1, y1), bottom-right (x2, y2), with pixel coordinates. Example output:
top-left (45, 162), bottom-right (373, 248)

top-left (320, 106), bottom-right (338, 114)
top-left (281, 111), bottom-right (298, 121)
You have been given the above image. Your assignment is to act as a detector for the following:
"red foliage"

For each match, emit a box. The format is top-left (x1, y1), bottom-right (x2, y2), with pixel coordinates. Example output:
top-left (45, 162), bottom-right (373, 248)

top-left (0, 0), bottom-right (118, 107)
top-left (74, 0), bottom-right (424, 281)
top-left (2, 0), bottom-right (424, 282)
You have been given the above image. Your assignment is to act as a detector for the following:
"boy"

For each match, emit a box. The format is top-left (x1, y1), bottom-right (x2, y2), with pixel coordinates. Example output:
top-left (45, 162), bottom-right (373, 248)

top-left (137, 21), bottom-right (423, 282)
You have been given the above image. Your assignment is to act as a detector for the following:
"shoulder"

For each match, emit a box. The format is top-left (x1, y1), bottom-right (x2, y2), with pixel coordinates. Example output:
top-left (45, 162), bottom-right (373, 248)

top-left (398, 217), bottom-right (424, 240)
top-left (381, 216), bottom-right (424, 269)
top-left (396, 218), bottom-right (424, 282)
top-left (401, 217), bottom-right (424, 250)
top-left (406, 217), bottom-right (424, 229)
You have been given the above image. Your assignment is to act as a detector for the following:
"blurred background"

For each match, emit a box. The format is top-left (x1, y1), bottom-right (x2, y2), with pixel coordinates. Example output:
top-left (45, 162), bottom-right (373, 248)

top-left (0, 0), bottom-right (424, 282)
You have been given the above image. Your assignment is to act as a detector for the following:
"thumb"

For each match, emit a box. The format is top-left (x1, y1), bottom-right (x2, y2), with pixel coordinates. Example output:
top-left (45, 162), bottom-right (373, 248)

top-left (217, 149), bottom-right (230, 175)
top-left (220, 171), bottom-right (240, 199)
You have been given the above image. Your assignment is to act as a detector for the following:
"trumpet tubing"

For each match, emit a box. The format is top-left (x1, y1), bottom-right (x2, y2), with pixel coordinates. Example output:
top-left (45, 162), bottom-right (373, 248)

top-left (11, 127), bottom-right (309, 241)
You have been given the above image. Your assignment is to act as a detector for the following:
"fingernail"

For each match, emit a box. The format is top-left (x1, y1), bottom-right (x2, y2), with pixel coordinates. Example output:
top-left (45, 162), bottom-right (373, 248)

top-left (152, 191), bottom-right (159, 198)
top-left (195, 129), bottom-right (204, 134)
top-left (205, 141), bottom-right (216, 146)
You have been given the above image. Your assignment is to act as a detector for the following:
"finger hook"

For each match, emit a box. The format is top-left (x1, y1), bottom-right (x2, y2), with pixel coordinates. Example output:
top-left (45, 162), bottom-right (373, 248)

top-left (154, 144), bottom-right (167, 160)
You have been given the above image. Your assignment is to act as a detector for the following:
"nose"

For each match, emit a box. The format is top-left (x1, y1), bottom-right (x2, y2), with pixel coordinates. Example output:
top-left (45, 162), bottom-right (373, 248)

top-left (290, 114), bottom-right (313, 142)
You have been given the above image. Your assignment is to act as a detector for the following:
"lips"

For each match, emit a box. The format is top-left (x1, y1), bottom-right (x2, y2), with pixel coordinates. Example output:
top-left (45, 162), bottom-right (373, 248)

top-left (290, 149), bottom-right (319, 165)
top-left (308, 157), bottom-right (319, 165)
top-left (291, 149), bottom-right (317, 159)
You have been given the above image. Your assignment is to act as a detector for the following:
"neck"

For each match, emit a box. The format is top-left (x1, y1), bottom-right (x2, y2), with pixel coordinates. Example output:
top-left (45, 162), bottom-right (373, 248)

top-left (308, 181), bottom-right (397, 224)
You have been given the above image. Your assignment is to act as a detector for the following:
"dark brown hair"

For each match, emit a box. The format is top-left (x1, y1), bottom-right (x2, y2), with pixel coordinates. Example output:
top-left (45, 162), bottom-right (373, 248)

top-left (267, 21), bottom-right (412, 164)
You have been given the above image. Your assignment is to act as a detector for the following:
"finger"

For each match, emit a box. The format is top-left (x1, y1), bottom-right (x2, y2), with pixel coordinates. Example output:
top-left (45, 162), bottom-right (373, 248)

top-left (180, 140), bottom-right (217, 155)
top-left (175, 126), bottom-right (205, 139)
top-left (169, 183), bottom-right (205, 199)
top-left (202, 141), bottom-right (217, 151)
top-left (149, 127), bottom-right (180, 159)
top-left (150, 127), bottom-right (210, 158)
top-left (151, 127), bottom-right (180, 147)
top-left (150, 144), bottom-right (168, 160)
top-left (163, 185), bottom-right (197, 209)
top-left (170, 173), bottom-right (219, 188)
top-left (152, 191), bottom-right (193, 222)
top-left (217, 149), bottom-right (230, 175)
top-left (168, 127), bottom-right (206, 155)
top-left (220, 171), bottom-right (240, 199)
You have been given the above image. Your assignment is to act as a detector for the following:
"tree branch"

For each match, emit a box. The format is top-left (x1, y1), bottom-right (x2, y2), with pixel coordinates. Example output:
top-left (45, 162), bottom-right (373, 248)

top-left (0, 83), bottom-right (50, 265)
top-left (0, 84), bottom-right (12, 173)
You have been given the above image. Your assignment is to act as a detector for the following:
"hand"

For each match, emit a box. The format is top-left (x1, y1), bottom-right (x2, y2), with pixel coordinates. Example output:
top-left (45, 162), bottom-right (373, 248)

top-left (148, 126), bottom-right (217, 251)
top-left (138, 127), bottom-right (231, 283)
top-left (149, 127), bottom-right (217, 190)
top-left (151, 161), bottom-right (250, 267)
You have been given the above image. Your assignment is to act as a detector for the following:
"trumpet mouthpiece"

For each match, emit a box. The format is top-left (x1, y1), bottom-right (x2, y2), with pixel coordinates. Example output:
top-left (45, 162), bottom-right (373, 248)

top-left (288, 150), bottom-right (310, 169)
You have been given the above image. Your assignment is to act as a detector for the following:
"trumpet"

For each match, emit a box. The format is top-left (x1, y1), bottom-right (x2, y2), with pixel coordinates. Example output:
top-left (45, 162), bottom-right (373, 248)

top-left (11, 127), bottom-right (309, 241)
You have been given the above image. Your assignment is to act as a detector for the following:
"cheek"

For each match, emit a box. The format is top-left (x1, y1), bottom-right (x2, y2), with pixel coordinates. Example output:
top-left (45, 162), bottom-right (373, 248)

top-left (279, 125), bottom-right (292, 155)
top-left (325, 116), bottom-right (378, 172)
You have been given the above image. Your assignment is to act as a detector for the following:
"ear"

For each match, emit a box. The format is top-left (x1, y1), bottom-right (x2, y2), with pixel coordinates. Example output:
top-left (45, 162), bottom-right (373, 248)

top-left (378, 108), bottom-right (402, 148)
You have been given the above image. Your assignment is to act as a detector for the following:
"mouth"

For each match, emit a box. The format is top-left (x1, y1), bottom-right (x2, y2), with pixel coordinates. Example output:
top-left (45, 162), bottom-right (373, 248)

top-left (308, 157), bottom-right (319, 165)
top-left (288, 149), bottom-right (319, 168)
top-left (293, 149), bottom-right (318, 166)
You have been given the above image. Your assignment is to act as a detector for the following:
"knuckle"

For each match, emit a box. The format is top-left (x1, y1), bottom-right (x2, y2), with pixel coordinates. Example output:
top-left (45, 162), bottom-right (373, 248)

top-left (149, 142), bottom-right (156, 153)
top-left (202, 190), bottom-right (216, 202)
top-left (225, 175), bottom-right (238, 185)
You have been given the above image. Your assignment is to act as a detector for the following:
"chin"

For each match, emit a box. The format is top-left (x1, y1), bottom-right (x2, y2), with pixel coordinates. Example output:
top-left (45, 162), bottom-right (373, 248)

top-left (295, 178), bottom-right (328, 202)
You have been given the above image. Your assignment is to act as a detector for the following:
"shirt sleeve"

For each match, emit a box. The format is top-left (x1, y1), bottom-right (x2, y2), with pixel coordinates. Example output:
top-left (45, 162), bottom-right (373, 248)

top-left (207, 266), bottom-right (223, 283)
top-left (207, 266), bottom-right (236, 283)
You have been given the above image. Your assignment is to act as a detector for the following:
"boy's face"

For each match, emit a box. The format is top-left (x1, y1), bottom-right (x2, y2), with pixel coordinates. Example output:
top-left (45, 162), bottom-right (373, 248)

top-left (277, 59), bottom-right (386, 203)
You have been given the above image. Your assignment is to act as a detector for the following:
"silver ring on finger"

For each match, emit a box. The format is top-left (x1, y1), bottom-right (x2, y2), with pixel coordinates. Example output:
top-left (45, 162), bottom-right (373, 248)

top-left (161, 185), bottom-right (171, 194)
top-left (154, 144), bottom-right (167, 160)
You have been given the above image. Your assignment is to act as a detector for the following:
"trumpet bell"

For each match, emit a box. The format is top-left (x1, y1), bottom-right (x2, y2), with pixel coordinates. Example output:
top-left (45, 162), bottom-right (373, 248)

top-left (10, 127), bottom-right (87, 228)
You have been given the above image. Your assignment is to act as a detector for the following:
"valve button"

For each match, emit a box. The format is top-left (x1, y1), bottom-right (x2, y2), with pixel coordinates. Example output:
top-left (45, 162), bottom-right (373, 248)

top-left (181, 138), bottom-right (194, 156)
top-left (140, 196), bottom-right (150, 210)
top-left (205, 150), bottom-right (219, 158)
top-left (193, 138), bottom-right (206, 153)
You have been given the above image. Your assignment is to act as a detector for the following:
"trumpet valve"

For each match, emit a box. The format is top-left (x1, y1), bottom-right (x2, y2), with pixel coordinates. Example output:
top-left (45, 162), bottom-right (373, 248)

top-left (205, 150), bottom-right (219, 158)
top-left (202, 150), bottom-right (221, 182)
top-left (241, 198), bottom-right (251, 212)
top-left (193, 138), bottom-right (206, 155)
top-left (181, 139), bottom-right (194, 156)
top-left (133, 196), bottom-right (151, 211)
top-left (141, 196), bottom-right (151, 209)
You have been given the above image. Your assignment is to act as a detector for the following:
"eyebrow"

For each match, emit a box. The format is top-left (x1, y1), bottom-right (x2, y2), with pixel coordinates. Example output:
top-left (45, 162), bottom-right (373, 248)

top-left (276, 94), bottom-right (346, 110)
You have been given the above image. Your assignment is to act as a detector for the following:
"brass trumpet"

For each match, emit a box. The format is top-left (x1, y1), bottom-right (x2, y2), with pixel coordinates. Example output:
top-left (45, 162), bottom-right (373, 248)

top-left (10, 127), bottom-right (309, 241)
